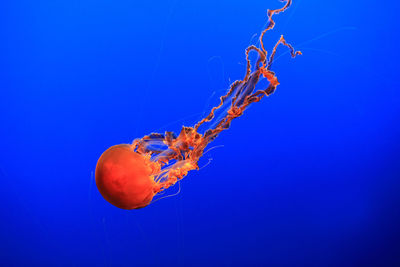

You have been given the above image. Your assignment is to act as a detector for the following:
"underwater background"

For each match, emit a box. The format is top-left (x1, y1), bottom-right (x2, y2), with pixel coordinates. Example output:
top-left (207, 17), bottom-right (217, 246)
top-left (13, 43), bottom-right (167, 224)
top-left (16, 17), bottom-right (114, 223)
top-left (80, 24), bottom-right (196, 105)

top-left (1, 0), bottom-right (400, 265)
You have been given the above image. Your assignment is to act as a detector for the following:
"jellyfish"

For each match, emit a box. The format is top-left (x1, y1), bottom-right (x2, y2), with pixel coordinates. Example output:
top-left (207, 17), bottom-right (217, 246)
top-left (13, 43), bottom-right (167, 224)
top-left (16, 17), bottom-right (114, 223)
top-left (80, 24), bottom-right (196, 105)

top-left (95, 0), bottom-right (301, 209)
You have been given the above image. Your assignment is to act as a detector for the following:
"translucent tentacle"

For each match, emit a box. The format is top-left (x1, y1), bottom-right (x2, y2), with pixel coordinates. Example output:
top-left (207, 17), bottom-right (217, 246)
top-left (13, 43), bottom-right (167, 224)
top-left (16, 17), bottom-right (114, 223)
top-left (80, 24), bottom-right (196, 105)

top-left (133, 0), bottom-right (301, 196)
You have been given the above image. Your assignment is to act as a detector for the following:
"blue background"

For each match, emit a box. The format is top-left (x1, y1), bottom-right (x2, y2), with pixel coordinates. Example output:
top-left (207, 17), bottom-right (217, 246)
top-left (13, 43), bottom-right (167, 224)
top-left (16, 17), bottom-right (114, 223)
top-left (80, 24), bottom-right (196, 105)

top-left (1, 0), bottom-right (399, 265)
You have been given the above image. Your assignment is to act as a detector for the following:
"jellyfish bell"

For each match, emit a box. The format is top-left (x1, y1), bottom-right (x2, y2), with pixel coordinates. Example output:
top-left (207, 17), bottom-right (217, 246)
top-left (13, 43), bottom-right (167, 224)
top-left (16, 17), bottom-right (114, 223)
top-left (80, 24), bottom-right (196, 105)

top-left (95, 144), bottom-right (158, 209)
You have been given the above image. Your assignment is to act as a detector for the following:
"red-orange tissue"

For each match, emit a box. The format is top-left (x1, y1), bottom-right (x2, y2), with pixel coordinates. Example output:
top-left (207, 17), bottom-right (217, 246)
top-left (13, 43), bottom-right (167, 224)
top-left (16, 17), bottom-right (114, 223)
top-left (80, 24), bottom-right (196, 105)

top-left (95, 145), bottom-right (157, 209)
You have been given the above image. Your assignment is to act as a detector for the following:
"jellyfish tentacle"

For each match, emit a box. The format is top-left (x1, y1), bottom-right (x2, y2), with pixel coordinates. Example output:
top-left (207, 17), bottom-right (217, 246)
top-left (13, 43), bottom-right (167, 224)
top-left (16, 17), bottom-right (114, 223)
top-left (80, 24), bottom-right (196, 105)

top-left (133, 132), bottom-right (167, 155)
top-left (267, 35), bottom-right (302, 70)
top-left (247, 84), bottom-right (275, 104)
top-left (231, 46), bottom-right (265, 107)
top-left (136, 0), bottom-right (299, 199)
top-left (194, 0), bottom-right (294, 133)
top-left (259, 0), bottom-right (292, 63)
top-left (244, 45), bottom-right (266, 81)
top-left (194, 79), bottom-right (243, 131)
top-left (195, 42), bottom-right (267, 131)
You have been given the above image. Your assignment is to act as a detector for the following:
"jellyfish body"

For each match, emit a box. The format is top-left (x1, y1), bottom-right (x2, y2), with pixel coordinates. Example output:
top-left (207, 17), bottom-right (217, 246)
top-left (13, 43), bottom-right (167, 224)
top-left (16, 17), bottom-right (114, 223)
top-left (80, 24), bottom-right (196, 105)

top-left (95, 0), bottom-right (301, 209)
top-left (95, 145), bottom-right (156, 209)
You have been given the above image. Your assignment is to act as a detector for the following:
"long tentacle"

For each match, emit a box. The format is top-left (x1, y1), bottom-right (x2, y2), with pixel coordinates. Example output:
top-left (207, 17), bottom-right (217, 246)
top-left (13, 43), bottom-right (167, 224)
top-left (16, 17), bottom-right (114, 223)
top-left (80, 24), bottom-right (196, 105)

top-left (259, 0), bottom-right (292, 63)
top-left (267, 35), bottom-right (302, 70)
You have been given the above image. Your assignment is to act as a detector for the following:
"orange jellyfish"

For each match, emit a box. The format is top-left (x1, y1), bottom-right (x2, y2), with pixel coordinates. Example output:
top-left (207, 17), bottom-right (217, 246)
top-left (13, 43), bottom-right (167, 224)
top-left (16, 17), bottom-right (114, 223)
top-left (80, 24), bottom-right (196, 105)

top-left (95, 0), bottom-right (301, 209)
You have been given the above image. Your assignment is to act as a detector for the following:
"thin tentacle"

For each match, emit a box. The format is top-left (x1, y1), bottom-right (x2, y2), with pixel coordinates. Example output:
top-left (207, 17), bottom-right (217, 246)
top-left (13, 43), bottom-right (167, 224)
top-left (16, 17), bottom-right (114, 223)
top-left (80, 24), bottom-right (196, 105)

top-left (267, 35), bottom-right (302, 70)
top-left (259, 0), bottom-right (292, 63)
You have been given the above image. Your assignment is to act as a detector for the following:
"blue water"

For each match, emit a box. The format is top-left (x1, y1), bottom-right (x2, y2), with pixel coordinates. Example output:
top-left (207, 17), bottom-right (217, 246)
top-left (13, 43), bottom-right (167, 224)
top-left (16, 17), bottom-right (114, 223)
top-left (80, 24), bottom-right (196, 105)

top-left (1, 0), bottom-right (399, 265)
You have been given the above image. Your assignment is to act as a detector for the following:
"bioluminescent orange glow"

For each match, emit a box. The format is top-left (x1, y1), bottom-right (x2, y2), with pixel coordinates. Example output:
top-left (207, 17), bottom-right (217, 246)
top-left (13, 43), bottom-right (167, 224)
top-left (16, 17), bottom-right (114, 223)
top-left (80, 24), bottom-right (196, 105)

top-left (96, 0), bottom-right (301, 209)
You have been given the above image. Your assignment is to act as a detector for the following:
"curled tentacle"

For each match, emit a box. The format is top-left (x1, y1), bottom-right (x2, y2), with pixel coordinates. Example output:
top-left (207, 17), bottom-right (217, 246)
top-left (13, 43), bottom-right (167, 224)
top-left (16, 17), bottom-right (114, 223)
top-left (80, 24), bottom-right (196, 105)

top-left (133, 0), bottom-right (301, 197)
